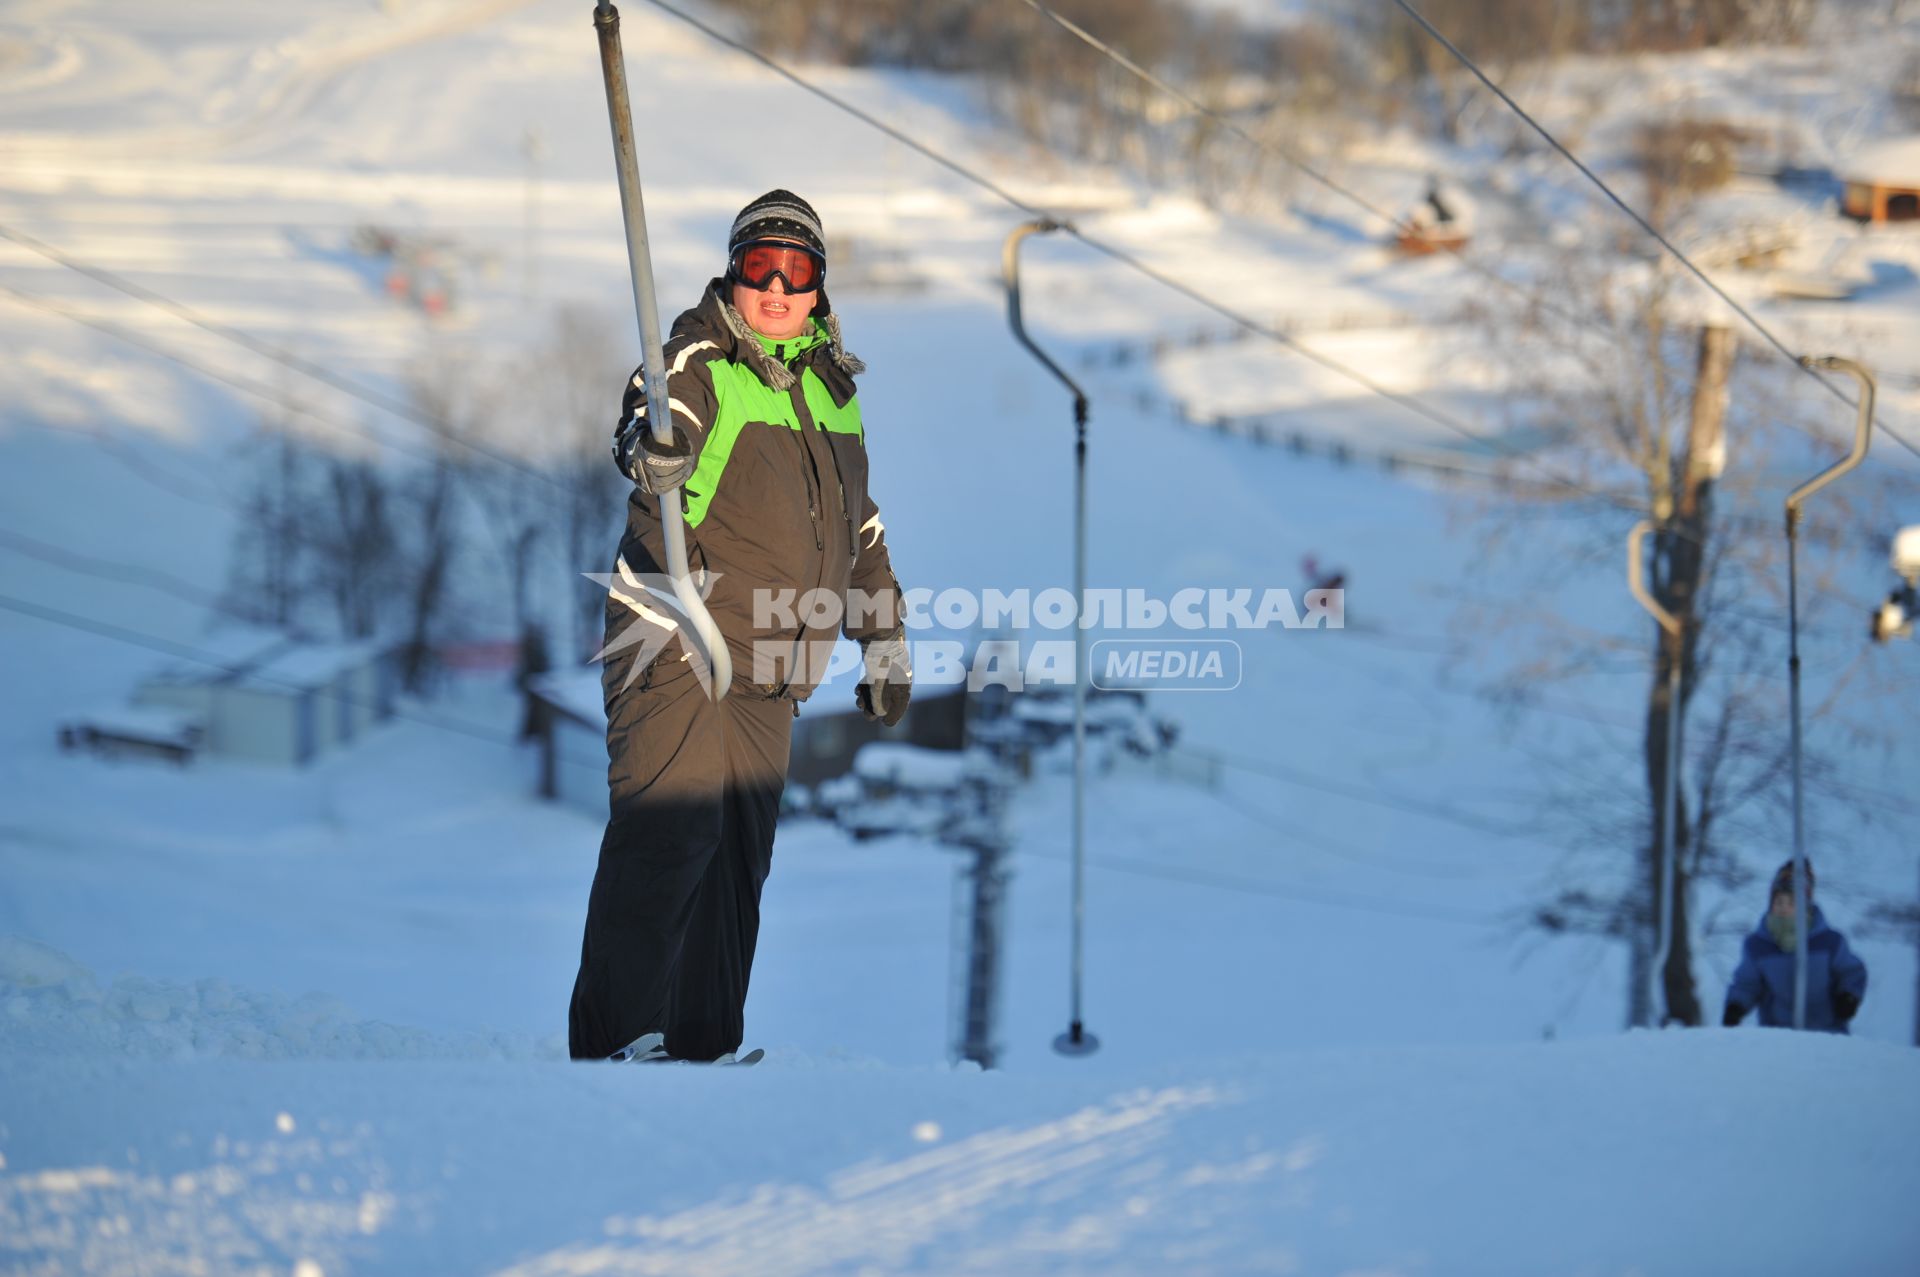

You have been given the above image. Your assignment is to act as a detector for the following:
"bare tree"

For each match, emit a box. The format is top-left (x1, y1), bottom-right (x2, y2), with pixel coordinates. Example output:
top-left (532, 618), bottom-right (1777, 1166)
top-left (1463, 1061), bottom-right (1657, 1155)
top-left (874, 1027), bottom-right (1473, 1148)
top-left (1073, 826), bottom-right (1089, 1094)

top-left (388, 359), bottom-right (475, 695)
top-left (716, 0), bottom-right (1339, 216)
top-left (514, 304), bottom-right (632, 664)
top-left (223, 390), bottom-right (454, 684)
top-left (1636, 117), bottom-right (1748, 232)
top-left (1451, 250), bottom-right (1912, 1026)
top-left (394, 456), bottom-right (459, 694)
top-left (222, 410), bottom-right (317, 631)
top-left (1613, 0), bottom-right (1810, 49)
top-left (316, 449), bottom-right (393, 641)
top-left (1364, 0), bottom-right (1587, 143)
top-left (559, 327), bottom-right (632, 664)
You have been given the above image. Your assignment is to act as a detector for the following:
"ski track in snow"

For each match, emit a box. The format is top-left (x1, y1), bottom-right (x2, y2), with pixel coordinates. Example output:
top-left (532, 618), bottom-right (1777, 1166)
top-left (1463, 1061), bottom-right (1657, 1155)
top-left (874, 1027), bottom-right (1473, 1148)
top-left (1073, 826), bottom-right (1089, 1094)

top-left (4, 1033), bottom-right (1917, 1276)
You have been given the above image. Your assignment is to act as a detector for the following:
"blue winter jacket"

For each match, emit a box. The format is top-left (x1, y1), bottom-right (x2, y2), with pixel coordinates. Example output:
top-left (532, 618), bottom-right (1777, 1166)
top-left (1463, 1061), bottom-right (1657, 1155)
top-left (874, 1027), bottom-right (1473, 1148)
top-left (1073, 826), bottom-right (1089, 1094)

top-left (1725, 905), bottom-right (1867, 1033)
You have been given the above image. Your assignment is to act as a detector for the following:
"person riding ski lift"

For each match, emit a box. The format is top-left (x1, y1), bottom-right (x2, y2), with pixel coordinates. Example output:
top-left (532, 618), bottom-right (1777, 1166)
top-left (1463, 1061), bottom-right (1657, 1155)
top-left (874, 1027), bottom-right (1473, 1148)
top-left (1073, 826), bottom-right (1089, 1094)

top-left (569, 190), bottom-right (912, 1064)
top-left (1722, 859), bottom-right (1867, 1034)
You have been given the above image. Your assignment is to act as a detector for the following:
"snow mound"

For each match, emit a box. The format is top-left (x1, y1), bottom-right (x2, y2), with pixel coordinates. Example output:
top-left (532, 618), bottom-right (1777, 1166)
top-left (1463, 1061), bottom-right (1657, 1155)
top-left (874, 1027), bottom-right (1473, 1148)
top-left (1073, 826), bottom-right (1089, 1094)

top-left (851, 741), bottom-right (973, 791)
top-left (0, 935), bottom-right (91, 989)
top-left (0, 935), bottom-right (556, 1062)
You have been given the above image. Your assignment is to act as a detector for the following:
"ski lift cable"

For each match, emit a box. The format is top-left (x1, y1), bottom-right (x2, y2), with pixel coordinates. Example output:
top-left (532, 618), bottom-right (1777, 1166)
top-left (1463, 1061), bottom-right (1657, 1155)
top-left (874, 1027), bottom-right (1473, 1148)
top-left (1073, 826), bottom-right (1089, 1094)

top-left (0, 223), bottom-right (577, 489)
top-left (1202, 783), bottom-right (1512, 880)
top-left (2, 284), bottom-right (604, 635)
top-left (1011, 0), bottom-right (1860, 459)
top-left (1017, 841), bottom-right (1498, 925)
top-left (0, 588), bottom-right (608, 772)
top-left (0, 574), bottom-right (1617, 902)
top-left (11, 564), bottom-right (1905, 869)
top-left (1010, 0), bottom-right (1609, 339)
top-left (1067, 229), bottom-right (1622, 492)
top-left (0, 582), bottom-right (1513, 935)
top-left (0, 527), bottom-right (231, 614)
top-left (1179, 744), bottom-right (1534, 839)
top-left (0, 282), bottom-right (452, 473)
top-left (0, 587), bottom-right (1631, 929)
top-left (0, 520), bottom-right (520, 663)
top-left (44, 417), bottom-right (232, 514)
top-left (644, 0), bottom-right (1887, 544)
top-left (639, 0), bottom-right (1657, 518)
top-left (0, 524), bottom-right (495, 643)
top-left (1385, 0), bottom-right (1920, 464)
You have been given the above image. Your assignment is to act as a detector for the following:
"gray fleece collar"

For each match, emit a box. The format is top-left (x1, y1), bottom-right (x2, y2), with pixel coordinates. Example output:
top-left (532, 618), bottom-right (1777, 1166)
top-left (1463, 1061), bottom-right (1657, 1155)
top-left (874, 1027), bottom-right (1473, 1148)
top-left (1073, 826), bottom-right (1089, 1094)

top-left (709, 284), bottom-right (865, 391)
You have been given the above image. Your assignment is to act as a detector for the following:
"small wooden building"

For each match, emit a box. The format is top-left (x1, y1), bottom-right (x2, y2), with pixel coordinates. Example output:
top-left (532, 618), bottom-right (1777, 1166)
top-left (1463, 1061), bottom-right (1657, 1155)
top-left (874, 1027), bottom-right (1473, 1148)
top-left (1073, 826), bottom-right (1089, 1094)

top-left (129, 628), bottom-right (397, 767)
top-left (1841, 137), bottom-right (1920, 224)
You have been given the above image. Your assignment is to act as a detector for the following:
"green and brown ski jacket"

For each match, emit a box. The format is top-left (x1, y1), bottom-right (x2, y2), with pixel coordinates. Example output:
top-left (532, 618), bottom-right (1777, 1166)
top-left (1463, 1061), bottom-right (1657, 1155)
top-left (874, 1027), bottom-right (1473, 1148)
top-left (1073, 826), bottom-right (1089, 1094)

top-left (611, 281), bottom-right (903, 701)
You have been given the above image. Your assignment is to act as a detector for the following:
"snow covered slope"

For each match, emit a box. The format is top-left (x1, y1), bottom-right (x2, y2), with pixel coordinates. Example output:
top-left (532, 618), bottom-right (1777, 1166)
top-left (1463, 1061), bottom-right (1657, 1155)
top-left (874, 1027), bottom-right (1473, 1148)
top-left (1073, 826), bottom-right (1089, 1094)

top-left (4, 0), bottom-right (1919, 1272)
top-left (5, 938), bottom-right (1917, 1277)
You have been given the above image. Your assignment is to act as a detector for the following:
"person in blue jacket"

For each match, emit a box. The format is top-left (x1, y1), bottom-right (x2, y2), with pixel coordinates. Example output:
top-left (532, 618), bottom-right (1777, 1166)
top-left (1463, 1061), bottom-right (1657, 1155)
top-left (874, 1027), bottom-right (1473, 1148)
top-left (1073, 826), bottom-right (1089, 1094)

top-left (1723, 859), bottom-right (1867, 1033)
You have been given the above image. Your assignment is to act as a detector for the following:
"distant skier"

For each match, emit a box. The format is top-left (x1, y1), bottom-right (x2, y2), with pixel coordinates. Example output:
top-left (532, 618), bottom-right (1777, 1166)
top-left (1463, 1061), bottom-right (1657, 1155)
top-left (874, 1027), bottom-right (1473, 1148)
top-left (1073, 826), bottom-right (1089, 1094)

top-left (1299, 553), bottom-right (1346, 594)
top-left (1722, 859), bottom-right (1867, 1034)
top-left (569, 190), bottom-right (912, 1063)
top-left (1300, 553), bottom-right (1346, 626)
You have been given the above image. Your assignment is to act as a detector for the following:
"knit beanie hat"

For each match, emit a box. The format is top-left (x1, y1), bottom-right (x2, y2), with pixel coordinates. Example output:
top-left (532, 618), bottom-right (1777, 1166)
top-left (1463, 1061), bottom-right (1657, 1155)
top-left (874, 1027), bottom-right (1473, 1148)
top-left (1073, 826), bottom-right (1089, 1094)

top-left (728, 189), bottom-right (826, 256)
top-left (1771, 858), bottom-right (1813, 900)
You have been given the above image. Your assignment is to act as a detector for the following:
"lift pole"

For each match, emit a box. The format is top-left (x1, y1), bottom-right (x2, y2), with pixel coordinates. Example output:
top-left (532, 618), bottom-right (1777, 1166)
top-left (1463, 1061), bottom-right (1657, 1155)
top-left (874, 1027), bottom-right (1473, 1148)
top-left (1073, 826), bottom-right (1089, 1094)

top-left (1628, 520), bottom-right (1683, 1026)
top-left (1004, 219), bottom-right (1098, 1058)
top-left (592, 1), bottom-right (730, 697)
top-left (1783, 355), bottom-right (1874, 1028)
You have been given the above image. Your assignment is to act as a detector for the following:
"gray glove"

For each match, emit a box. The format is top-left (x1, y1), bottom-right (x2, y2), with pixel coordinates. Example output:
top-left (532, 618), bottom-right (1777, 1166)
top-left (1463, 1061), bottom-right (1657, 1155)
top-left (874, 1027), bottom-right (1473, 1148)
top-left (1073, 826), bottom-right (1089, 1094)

top-left (614, 412), bottom-right (695, 495)
top-left (856, 630), bottom-right (912, 726)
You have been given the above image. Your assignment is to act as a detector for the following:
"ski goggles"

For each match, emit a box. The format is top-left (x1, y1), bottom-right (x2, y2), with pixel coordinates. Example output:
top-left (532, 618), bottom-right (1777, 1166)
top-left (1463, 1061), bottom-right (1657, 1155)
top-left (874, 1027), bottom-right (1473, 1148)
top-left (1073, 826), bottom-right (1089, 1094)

top-left (728, 239), bottom-right (825, 292)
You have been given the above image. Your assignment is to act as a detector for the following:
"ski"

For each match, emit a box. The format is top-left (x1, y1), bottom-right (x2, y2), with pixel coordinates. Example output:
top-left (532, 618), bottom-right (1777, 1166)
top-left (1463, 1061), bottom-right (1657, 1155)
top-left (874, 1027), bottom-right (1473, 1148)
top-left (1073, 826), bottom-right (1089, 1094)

top-left (609, 1031), bottom-right (668, 1062)
top-left (616, 1042), bottom-right (764, 1066)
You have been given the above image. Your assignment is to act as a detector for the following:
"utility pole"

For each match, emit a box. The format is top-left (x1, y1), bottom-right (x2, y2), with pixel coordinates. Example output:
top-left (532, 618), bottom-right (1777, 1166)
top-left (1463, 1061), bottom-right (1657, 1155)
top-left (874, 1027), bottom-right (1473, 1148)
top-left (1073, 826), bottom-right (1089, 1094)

top-left (948, 761), bottom-right (1012, 1070)
top-left (1660, 323), bottom-right (1732, 1026)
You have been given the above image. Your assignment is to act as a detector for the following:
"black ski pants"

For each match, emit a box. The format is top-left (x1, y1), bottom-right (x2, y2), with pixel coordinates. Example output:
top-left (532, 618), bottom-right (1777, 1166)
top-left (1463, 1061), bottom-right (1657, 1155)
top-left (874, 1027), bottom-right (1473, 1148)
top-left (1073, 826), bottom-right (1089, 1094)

top-left (568, 643), bottom-right (793, 1062)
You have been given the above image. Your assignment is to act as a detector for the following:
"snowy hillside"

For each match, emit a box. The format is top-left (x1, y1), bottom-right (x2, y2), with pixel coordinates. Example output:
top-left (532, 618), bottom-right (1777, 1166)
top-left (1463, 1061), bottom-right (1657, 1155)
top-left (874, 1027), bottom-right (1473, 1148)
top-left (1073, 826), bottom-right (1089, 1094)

top-left (8, 982), bottom-right (1918, 1276)
top-left (4, 0), bottom-right (1920, 1272)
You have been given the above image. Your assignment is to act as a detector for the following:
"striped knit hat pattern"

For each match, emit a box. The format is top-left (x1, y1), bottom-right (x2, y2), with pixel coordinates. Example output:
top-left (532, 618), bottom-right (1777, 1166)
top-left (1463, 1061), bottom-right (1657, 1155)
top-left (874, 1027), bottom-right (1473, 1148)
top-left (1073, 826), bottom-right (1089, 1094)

top-left (728, 189), bottom-right (825, 256)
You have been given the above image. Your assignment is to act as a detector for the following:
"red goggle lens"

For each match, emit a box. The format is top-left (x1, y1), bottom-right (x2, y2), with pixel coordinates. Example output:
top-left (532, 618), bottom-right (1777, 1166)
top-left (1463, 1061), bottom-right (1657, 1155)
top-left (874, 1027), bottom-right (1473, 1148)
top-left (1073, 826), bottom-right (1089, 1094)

top-left (731, 242), bottom-right (823, 291)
